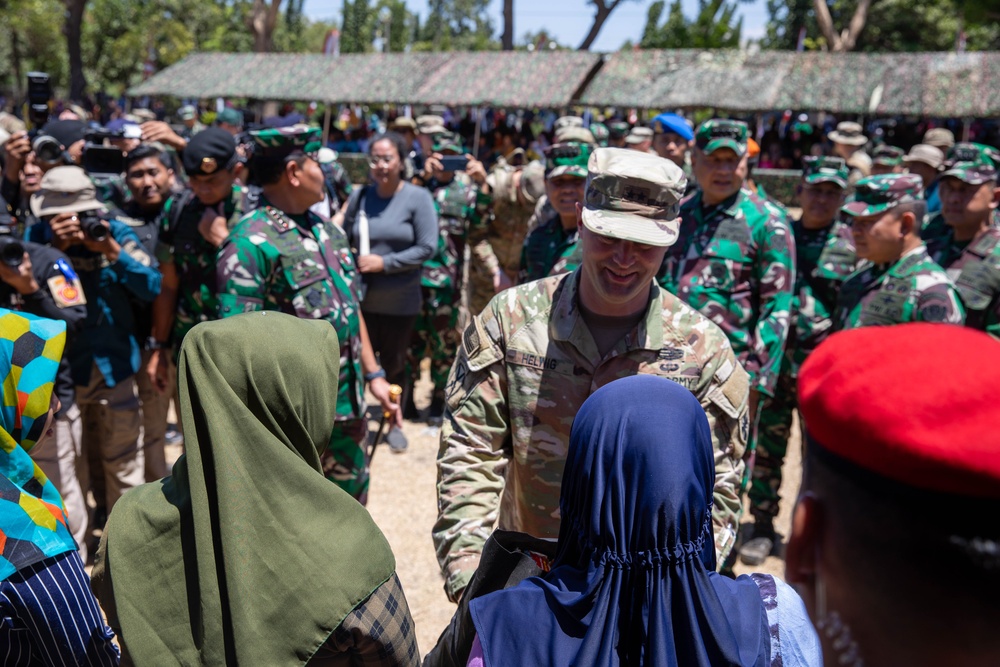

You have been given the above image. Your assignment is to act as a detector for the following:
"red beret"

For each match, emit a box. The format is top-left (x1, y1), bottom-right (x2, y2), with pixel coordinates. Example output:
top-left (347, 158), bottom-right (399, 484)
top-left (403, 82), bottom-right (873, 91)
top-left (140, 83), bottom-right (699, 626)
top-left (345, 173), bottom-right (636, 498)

top-left (799, 323), bottom-right (1000, 499)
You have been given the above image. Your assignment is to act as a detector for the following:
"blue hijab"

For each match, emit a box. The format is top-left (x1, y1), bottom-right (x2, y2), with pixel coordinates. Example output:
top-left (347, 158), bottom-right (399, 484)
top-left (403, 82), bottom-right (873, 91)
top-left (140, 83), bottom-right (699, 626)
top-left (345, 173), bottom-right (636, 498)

top-left (470, 375), bottom-right (769, 666)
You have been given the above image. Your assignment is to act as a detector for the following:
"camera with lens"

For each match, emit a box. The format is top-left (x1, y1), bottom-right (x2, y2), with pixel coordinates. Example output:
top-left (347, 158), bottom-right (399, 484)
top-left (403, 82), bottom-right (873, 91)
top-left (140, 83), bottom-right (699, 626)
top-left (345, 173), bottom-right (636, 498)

top-left (32, 134), bottom-right (66, 165)
top-left (79, 211), bottom-right (109, 242)
top-left (0, 226), bottom-right (25, 268)
top-left (26, 72), bottom-right (51, 133)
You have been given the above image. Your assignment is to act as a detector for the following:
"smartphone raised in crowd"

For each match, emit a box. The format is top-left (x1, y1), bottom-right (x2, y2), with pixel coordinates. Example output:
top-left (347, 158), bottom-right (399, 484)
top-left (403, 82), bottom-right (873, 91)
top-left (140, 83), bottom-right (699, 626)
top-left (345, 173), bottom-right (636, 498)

top-left (439, 155), bottom-right (470, 172)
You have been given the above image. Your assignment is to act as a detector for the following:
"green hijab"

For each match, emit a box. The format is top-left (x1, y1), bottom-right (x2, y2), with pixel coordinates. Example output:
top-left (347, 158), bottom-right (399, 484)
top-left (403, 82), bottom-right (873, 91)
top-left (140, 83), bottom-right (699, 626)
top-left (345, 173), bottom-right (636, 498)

top-left (96, 312), bottom-right (395, 664)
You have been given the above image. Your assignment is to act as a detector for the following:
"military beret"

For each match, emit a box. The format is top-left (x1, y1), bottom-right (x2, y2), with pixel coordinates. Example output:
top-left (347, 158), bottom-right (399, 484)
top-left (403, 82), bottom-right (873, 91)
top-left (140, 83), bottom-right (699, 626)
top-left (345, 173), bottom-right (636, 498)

top-left (249, 126), bottom-right (322, 162)
top-left (182, 127), bottom-right (238, 177)
top-left (651, 113), bottom-right (694, 141)
top-left (841, 173), bottom-right (923, 217)
top-left (695, 119), bottom-right (748, 156)
top-left (799, 324), bottom-right (1000, 499)
top-left (941, 142), bottom-right (998, 185)
top-left (801, 156), bottom-right (849, 189)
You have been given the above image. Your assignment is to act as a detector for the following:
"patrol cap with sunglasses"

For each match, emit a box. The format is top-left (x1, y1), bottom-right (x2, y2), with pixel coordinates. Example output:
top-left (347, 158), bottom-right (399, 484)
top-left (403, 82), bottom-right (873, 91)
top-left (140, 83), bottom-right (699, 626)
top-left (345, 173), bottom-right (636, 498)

top-left (580, 147), bottom-right (686, 247)
top-left (695, 119), bottom-right (749, 156)
top-left (941, 143), bottom-right (998, 185)
top-left (841, 173), bottom-right (923, 218)
top-left (801, 156), bottom-right (849, 189)
top-left (249, 126), bottom-right (322, 162)
top-left (544, 142), bottom-right (593, 180)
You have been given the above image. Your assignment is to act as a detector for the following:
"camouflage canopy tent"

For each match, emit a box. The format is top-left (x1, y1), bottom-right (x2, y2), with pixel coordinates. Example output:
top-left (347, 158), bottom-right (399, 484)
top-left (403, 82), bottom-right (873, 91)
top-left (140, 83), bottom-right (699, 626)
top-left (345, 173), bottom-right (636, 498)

top-left (580, 50), bottom-right (1000, 117)
top-left (128, 51), bottom-right (602, 108)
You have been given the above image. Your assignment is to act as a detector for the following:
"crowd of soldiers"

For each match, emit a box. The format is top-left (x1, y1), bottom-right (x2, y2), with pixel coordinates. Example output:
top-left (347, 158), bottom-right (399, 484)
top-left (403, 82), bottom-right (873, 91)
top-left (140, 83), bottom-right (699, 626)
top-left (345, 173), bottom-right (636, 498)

top-left (0, 103), bottom-right (997, 596)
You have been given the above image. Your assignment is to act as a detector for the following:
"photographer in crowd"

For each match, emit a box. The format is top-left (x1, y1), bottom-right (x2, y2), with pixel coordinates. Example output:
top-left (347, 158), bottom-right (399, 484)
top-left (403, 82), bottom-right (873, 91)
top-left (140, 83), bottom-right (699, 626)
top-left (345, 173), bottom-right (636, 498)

top-left (27, 166), bottom-right (161, 526)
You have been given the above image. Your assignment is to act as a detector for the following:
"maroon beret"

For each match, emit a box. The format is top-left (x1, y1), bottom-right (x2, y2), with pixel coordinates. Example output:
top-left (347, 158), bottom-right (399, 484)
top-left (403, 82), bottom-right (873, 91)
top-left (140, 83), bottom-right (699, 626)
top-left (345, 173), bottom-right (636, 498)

top-left (798, 323), bottom-right (1000, 499)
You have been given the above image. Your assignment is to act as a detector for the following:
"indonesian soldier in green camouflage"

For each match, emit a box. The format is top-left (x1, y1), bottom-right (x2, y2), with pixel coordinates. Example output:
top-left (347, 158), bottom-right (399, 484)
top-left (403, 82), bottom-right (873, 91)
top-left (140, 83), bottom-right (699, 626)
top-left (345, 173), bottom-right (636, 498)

top-left (835, 173), bottom-right (965, 330)
top-left (659, 119), bottom-right (795, 433)
top-left (147, 128), bottom-right (249, 390)
top-left (519, 138), bottom-right (595, 283)
top-left (871, 144), bottom-right (906, 176)
top-left (741, 157), bottom-right (858, 566)
top-left (466, 160), bottom-right (545, 316)
top-left (925, 143), bottom-right (1000, 338)
top-left (215, 126), bottom-right (400, 504)
top-left (434, 148), bottom-right (750, 602)
top-left (408, 132), bottom-right (487, 422)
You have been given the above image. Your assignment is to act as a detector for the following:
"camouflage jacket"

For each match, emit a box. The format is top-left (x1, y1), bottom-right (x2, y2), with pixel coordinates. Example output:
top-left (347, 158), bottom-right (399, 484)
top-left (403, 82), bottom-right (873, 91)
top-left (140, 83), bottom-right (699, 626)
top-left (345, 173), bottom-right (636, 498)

top-left (468, 167), bottom-right (534, 279)
top-left (518, 211), bottom-right (580, 284)
top-left (834, 245), bottom-right (965, 330)
top-left (216, 201), bottom-right (364, 421)
top-left (157, 185), bottom-right (247, 346)
top-left (659, 188), bottom-right (795, 397)
top-left (921, 212), bottom-right (950, 248)
top-left (787, 219), bottom-right (858, 375)
top-left (434, 271), bottom-right (749, 600)
top-left (928, 225), bottom-right (1000, 339)
top-left (421, 174), bottom-right (480, 293)
top-left (321, 160), bottom-right (353, 208)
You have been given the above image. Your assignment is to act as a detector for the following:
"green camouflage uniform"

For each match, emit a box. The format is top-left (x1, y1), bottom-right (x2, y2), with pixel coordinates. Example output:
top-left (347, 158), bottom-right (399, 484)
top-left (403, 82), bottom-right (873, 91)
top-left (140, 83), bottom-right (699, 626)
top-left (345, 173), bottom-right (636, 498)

top-left (752, 158), bottom-right (857, 523)
top-left (467, 163), bottom-right (541, 316)
top-left (216, 127), bottom-right (371, 502)
top-left (659, 121), bottom-right (795, 402)
top-left (434, 273), bottom-right (750, 600)
top-left (835, 174), bottom-right (965, 330)
top-left (924, 144), bottom-right (1000, 338)
top-left (156, 184), bottom-right (247, 349)
top-left (658, 189), bottom-right (795, 399)
top-left (410, 171), bottom-right (481, 404)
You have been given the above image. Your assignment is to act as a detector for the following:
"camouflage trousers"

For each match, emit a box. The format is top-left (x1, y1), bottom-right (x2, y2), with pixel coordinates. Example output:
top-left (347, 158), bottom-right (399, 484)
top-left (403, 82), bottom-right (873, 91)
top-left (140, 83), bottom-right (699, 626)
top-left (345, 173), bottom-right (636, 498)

top-left (408, 286), bottom-right (461, 398)
top-left (749, 369), bottom-right (800, 523)
top-left (321, 418), bottom-right (369, 505)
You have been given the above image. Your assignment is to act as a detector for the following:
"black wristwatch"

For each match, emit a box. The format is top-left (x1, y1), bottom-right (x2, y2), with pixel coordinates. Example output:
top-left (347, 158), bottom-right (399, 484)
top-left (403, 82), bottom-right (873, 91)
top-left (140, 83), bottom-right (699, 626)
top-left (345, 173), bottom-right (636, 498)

top-left (145, 337), bottom-right (167, 351)
top-left (363, 368), bottom-right (387, 382)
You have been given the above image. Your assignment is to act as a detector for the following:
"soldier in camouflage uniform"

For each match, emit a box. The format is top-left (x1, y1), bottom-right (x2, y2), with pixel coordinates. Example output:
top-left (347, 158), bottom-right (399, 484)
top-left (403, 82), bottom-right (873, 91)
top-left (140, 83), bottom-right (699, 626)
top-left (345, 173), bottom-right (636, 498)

top-left (519, 140), bottom-right (595, 283)
top-left (925, 143), bottom-right (1000, 338)
top-left (835, 173), bottom-right (965, 330)
top-left (466, 160), bottom-right (545, 316)
top-left (408, 133), bottom-right (487, 422)
top-left (434, 148), bottom-right (750, 602)
top-left (608, 121), bottom-right (629, 149)
top-left (215, 127), bottom-right (400, 504)
top-left (741, 157), bottom-right (858, 565)
top-left (871, 144), bottom-right (906, 176)
top-left (659, 119), bottom-right (795, 445)
top-left (147, 129), bottom-right (248, 393)
top-left (589, 122), bottom-right (610, 147)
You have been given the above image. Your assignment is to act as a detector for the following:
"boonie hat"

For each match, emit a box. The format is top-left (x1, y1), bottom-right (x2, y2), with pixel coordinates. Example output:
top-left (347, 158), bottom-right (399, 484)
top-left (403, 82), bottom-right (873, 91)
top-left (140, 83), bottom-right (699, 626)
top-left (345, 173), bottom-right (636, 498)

top-left (416, 115), bottom-right (447, 135)
top-left (902, 144), bottom-right (944, 171)
top-left (183, 127), bottom-right (239, 176)
top-left (828, 121), bottom-right (868, 147)
top-left (554, 125), bottom-right (596, 145)
top-left (799, 323), bottom-right (1000, 499)
top-left (940, 143), bottom-right (998, 185)
top-left (554, 116), bottom-right (585, 131)
top-left (30, 166), bottom-right (102, 217)
top-left (580, 147), bottom-right (686, 247)
top-left (872, 144), bottom-right (905, 166)
top-left (544, 142), bottom-right (593, 180)
top-left (841, 173), bottom-right (923, 218)
top-left (624, 126), bottom-right (653, 145)
top-left (651, 113), bottom-right (694, 141)
top-left (801, 156), bottom-right (849, 189)
top-left (922, 127), bottom-right (956, 151)
top-left (695, 119), bottom-right (748, 156)
top-left (390, 116), bottom-right (417, 132)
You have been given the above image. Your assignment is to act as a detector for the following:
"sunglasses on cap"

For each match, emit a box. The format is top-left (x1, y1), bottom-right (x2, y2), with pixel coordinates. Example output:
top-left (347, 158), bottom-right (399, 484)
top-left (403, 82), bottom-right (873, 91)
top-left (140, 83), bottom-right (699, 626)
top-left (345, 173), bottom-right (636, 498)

top-left (544, 143), bottom-right (592, 169)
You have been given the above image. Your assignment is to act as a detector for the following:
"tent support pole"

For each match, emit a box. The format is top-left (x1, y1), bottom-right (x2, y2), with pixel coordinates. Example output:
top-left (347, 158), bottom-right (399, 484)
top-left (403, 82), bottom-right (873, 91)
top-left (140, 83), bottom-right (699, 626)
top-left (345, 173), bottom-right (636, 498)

top-left (323, 104), bottom-right (332, 145)
top-left (473, 106), bottom-right (482, 157)
top-left (963, 117), bottom-right (971, 142)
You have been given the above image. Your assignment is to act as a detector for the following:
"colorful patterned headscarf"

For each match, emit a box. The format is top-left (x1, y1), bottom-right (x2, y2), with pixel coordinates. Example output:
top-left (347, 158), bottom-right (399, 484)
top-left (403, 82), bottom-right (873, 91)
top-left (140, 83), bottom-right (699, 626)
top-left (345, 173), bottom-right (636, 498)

top-left (0, 308), bottom-right (76, 580)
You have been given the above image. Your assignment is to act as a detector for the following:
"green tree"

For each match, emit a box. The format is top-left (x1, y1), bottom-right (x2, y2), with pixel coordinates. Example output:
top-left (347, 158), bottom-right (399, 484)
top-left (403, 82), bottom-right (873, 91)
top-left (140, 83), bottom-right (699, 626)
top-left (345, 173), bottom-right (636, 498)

top-left (0, 0), bottom-right (69, 97)
top-left (341, 0), bottom-right (372, 53)
top-left (413, 0), bottom-right (497, 51)
top-left (640, 0), bottom-right (744, 49)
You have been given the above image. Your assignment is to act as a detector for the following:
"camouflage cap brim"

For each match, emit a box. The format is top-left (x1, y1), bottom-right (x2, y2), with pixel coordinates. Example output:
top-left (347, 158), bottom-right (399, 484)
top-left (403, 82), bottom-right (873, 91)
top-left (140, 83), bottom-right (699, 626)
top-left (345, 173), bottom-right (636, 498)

top-left (699, 138), bottom-right (746, 156)
top-left (547, 165), bottom-right (588, 180)
top-left (581, 206), bottom-right (679, 247)
top-left (804, 173), bottom-right (848, 189)
top-left (940, 166), bottom-right (998, 185)
top-left (841, 200), bottom-right (894, 217)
